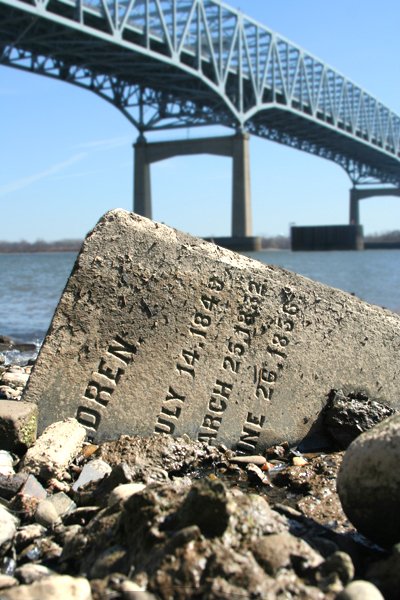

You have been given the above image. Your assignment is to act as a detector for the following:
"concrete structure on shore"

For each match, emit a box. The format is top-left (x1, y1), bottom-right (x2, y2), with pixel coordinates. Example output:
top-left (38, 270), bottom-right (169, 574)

top-left (291, 225), bottom-right (364, 251)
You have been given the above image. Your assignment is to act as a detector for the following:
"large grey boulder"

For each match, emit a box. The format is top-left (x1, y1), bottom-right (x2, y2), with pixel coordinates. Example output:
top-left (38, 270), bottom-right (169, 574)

top-left (337, 413), bottom-right (400, 547)
top-left (23, 210), bottom-right (400, 451)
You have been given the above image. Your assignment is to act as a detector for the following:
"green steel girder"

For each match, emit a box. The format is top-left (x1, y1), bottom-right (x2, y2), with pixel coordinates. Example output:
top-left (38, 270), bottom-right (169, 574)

top-left (1, 0), bottom-right (400, 185)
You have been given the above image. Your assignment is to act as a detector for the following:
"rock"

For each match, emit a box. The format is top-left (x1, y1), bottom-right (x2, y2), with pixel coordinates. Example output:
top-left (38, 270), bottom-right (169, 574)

top-left (323, 389), bottom-right (396, 449)
top-left (0, 575), bottom-right (92, 600)
top-left (63, 506), bottom-right (100, 526)
top-left (229, 455), bottom-right (267, 466)
top-left (108, 482), bottom-right (147, 507)
top-left (35, 499), bottom-right (62, 528)
top-left (15, 524), bottom-right (47, 549)
top-left (246, 463), bottom-right (270, 485)
top-left (0, 575), bottom-right (18, 590)
top-left (0, 450), bottom-right (14, 475)
top-left (366, 543), bottom-right (400, 599)
top-left (336, 580), bottom-right (384, 600)
top-left (292, 456), bottom-right (308, 466)
top-left (15, 564), bottom-right (54, 584)
top-left (318, 551), bottom-right (354, 585)
top-left (89, 545), bottom-right (128, 578)
top-left (0, 336), bottom-right (14, 350)
top-left (97, 435), bottom-right (222, 483)
top-left (0, 386), bottom-right (21, 400)
top-left (0, 335), bottom-right (36, 356)
top-left (21, 419), bottom-right (86, 480)
top-left (0, 401), bottom-right (38, 452)
top-left (1, 371), bottom-right (29, 388)
top-left (71, 458), bottom-right (112, 492)
top-left (174, 479), bottom-right (230, 538)
top-left (252, 531), bottom-right (323, 575)
top-left (22, 210), bottom-right (400, 450)
top-left (48, 491), bottom-right (76, 517)
top-left (120, 586), bottom-right (157, 600)
top-left (35, 492), bottom-right (76, 528)
top-left (0, 472), bottom-right (28, 500)
top-left (19, 474), bottom-right (47, 500)
top-left (337, 413), bottom-right (400, 547)
top-left (0, 504), bottom-right (19, 547)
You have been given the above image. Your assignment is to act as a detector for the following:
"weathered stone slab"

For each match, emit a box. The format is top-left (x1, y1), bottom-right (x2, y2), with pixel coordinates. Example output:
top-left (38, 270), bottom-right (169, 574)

top-left (23, 210), bottom-right (400, 451)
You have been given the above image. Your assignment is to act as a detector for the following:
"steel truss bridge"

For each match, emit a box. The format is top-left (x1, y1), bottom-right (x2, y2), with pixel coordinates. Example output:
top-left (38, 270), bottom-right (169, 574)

top-left (1, 0), bottom-right (400, 189)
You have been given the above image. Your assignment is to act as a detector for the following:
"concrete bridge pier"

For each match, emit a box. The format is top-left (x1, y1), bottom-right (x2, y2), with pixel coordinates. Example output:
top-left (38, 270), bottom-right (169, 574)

top-left (349, 188), bottom-right (360, 226)
top-left (349, 185), bottom-right (400, 227)
top-left (133, 132), bottom-right (261, 250)
top-left (133, 136), bottom-right (152, 220)
top-left (232, 132), bottom-right (252, 237)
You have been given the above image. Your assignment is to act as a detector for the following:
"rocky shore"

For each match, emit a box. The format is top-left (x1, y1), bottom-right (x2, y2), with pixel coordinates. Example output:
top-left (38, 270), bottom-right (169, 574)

top-left (0, 356), bottom-right (399, 600)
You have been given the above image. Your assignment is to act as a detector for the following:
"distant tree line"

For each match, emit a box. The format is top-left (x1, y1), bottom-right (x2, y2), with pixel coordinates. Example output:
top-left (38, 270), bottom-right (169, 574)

top-left (0, 239), bottom-right (83, 253)
top-left (364, 230), bottom-right (400, 243)
top-left (0, 230), bottom-right (399, 253)
top-left (261, 235), bottom-right (290, 249)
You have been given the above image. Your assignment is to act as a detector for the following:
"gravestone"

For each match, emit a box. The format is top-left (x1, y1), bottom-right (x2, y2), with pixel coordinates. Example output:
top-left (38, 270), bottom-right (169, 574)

top-left (23, 210), bottom-right (400, 451)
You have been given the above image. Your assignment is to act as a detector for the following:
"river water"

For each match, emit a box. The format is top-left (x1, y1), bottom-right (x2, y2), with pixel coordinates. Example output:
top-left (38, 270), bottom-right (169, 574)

top-left (0, 249), bottom-right (399, 357)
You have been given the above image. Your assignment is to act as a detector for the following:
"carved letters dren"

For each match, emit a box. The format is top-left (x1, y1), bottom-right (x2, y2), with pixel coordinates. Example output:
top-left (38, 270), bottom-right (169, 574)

top-left (24, 210), bottom-right (400, 451)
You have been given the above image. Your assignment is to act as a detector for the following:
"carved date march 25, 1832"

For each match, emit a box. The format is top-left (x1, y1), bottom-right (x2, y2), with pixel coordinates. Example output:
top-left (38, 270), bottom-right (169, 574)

top-left (23, 210), bottom-right (400, 450)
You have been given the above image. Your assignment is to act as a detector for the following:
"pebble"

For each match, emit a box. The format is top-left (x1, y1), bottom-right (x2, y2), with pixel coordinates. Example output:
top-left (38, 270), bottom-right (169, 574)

top-left (319, 551), bottom-right (355, 585)
top-left (35, 499), bottom-right (62, 528)
top-left (35, 492), bottom-right (76, 527)
top-left (1, 371), bottom-right (29, 387)
top-left (108, 483), bottom-right (147, 507)
top-left (292, 456), bottom-right (308, 466)
top-left (252, 531), bottom-right (323, 576)
top-left (0, 472), bottom-right (28, 500)
top-left (336, 580), bottom-right (384, 600)
top-left (0, 386), bottom-right (20, 400)
top-left (246, 463), bottom-right (270, 485)
top-left (0, 575), bottom-right (18, 590)
top-left (19, 474), bottom-right (47, 500)
top-left (15, 563), bottom-right (54, 584)
top-left (0, 575), bottom-right (93, 600)
top-left (0, 505), bottom-right (19, 547)
top-left (337, 413), bottom-right (400, 547)
top-left (72, 458), bottom-right (112, 492)
top-left (22, 419), bottom-right (86, 480)
top-left (15, 524), bottom-right (47, 549)
top-left (366, 543), bottom-right (400, 599)
top-left (229, 455), bottom-right (267, 466)
top-left (0, 401), bottom-right (38, 452)
top-left (323, 389), bottom-right (395, 450)
top-left (0, 450), bottom-right (14, 476)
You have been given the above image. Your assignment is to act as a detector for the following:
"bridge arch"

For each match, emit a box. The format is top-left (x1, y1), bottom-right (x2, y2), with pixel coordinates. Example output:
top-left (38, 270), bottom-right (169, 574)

top-left (1, 0), bottom-right (400, 188)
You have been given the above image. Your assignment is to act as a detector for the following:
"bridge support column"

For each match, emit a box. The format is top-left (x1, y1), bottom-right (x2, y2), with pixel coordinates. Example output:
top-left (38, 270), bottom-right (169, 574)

top-left (134, 136), bottom-right (152, 219)
top-left (232, 132), bottom-right (252, 237)
top-left (132, 132), bottom-right (258, 248)
top-left (349, 188), bottom-right (359, 226)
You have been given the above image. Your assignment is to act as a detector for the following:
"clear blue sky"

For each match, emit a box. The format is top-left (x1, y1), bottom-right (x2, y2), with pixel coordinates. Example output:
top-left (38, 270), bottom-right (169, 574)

top-left (1, 0), bottom-right (400, 241)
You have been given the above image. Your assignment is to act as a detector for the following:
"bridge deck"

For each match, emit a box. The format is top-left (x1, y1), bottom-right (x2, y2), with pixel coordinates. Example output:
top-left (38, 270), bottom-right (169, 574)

top-left (1, 0), bottom-right (400, 185)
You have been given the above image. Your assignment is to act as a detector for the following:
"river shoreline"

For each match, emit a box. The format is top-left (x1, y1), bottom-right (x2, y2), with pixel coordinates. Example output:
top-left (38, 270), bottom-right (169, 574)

top-left (0, 353), bottom-right (398, 598)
